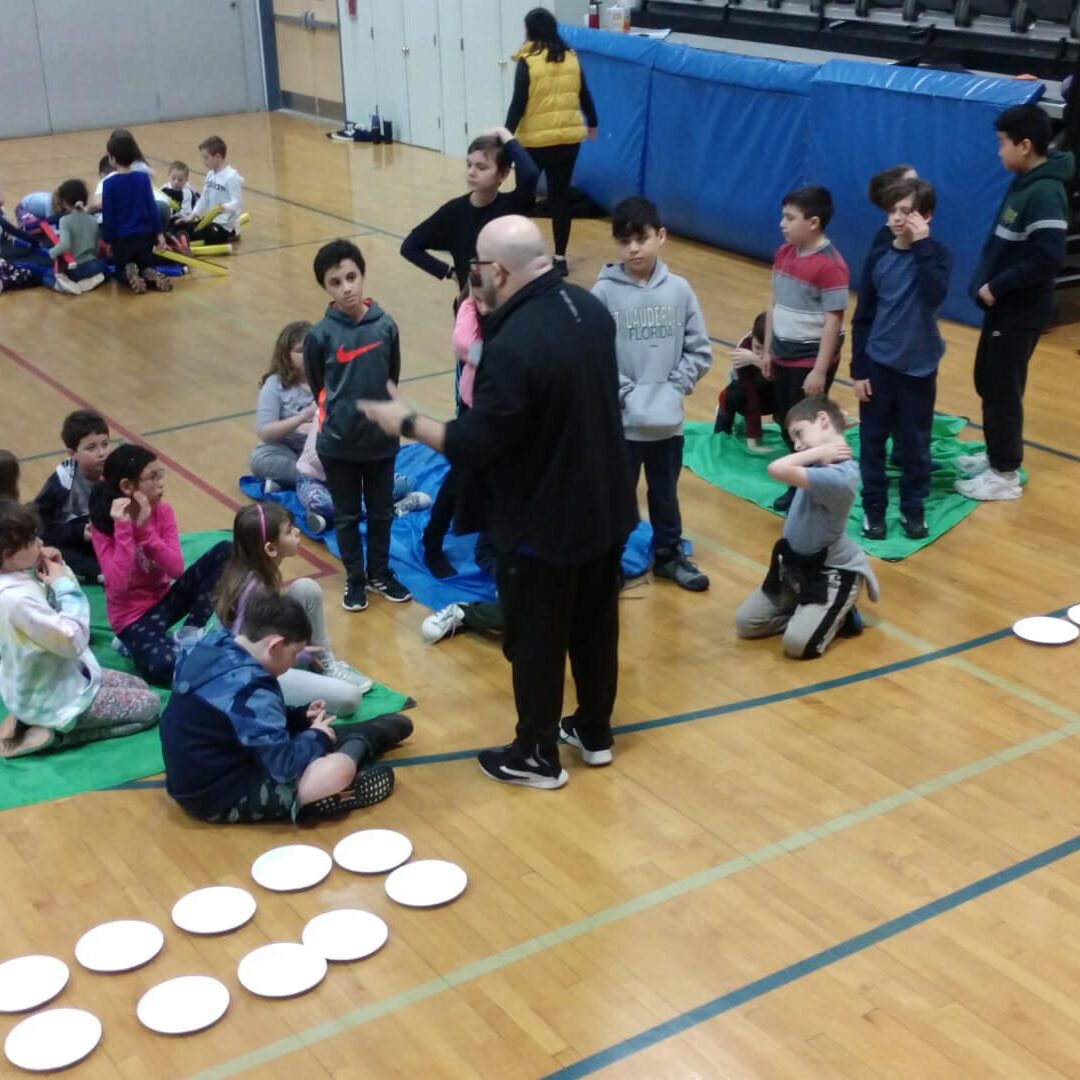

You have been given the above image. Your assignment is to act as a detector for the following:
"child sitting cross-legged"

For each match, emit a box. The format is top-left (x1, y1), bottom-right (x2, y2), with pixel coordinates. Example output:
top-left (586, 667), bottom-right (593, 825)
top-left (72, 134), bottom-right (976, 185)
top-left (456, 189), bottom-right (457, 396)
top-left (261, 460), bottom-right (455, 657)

top-left (249, 321), bottom-right (316, 493)
top-left (734, 397), bottom-right (879, 660)
top-left (159, 588), bottom-right (410, 823)
top-left (0, 498), bottom-right (159, 758)
top-left (89, 444), bottom-right (231, 686)
top-left (714, 312), bottom-right (775, 451)
top-left (214, 503), bottom-right (373, 716)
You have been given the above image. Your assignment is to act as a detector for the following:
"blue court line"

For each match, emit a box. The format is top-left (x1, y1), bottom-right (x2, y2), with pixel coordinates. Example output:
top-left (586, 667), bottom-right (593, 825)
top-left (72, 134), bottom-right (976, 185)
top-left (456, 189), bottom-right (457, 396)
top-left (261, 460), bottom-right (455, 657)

top-left (109, 614), bottom-right (1029, 790)
top-left (546, 826), bottom-right (1080, 1078)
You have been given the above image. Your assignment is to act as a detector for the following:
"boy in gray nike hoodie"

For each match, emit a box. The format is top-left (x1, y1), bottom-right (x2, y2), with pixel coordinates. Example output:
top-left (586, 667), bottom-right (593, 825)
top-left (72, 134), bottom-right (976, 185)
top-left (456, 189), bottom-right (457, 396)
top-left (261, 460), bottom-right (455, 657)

top-left (305, 239), bottom-right (410, 610)
top-left (592, 197), bottom-right (712, 591)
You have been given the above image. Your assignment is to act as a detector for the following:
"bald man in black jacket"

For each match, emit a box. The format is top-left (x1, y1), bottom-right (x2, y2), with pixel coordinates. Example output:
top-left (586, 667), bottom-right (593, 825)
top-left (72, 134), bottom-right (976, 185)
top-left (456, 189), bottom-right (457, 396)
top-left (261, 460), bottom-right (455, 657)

top-left (360, 215), bottom-right (637, 789)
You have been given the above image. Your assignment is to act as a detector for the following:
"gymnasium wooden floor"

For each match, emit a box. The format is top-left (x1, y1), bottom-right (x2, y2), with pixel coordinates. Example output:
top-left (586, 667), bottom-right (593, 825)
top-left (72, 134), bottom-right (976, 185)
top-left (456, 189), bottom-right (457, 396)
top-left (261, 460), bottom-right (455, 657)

top-left (5, 111), bottom-right (1080, 1078)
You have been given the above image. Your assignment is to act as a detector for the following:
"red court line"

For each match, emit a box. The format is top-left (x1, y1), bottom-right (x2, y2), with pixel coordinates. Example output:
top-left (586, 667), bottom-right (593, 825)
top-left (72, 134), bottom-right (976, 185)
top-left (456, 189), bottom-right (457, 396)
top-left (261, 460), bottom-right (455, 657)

top-left (1, 341), bottom-right (338, 580)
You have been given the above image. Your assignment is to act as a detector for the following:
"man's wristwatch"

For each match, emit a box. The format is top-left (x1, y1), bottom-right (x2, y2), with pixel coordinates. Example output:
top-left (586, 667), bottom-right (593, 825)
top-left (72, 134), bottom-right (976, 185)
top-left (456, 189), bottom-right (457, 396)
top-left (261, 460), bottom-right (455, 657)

top-left (400, 412), bottom-right (419, 438)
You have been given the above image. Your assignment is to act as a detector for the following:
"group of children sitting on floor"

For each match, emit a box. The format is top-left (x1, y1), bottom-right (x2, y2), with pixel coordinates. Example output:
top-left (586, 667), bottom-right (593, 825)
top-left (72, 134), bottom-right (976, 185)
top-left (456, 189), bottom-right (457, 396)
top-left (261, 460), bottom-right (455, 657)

top-left (0, 404), bottom-right (409, 824)
top-left (0, 129), bottom-right (243, 296)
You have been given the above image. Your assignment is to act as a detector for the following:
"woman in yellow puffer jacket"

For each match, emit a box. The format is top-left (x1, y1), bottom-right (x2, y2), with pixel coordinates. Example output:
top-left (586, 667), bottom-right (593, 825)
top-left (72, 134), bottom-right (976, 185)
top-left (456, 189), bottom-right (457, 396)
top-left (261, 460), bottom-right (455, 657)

top-left (505, 8), bottom-right (598, 275)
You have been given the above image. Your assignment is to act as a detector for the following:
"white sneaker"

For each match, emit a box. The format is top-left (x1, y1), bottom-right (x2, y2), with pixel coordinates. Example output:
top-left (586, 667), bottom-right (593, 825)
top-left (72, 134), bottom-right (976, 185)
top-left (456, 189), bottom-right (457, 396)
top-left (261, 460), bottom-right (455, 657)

top-left (955, 451), bottom-right (989, 478)
top-left (78, 273), bottom-right (106, 293)
top-left (393, 491), bottom-right (433, 517)
top-left (305, 511), bottom-right (327, 533)
top-left (52, 273), bottom-right (80, 295)
top-left (264, 478), bottom-right (282, 494)
top-left (955, 468), bottom-right (1022, 501)
top-left (421, 603), bottom-right (465, 644)
top-left (321, 658), bottom-right (374, 695)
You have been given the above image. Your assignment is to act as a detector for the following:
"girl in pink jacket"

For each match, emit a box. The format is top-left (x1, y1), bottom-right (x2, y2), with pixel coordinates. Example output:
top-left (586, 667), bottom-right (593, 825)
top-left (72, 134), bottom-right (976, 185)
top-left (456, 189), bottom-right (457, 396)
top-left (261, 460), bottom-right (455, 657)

top-left (90, 444), bottom-right (230, 685)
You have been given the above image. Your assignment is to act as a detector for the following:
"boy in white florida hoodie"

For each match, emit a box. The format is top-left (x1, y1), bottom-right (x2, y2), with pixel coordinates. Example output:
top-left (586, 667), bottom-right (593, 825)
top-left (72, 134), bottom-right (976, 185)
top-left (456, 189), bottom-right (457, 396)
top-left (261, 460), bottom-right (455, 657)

top-left (176, 134), bottom-right (244, 244)
top-left (591, 196), bottom-right (712, 592)
top-left (0, 499), bottom-right (159, 758)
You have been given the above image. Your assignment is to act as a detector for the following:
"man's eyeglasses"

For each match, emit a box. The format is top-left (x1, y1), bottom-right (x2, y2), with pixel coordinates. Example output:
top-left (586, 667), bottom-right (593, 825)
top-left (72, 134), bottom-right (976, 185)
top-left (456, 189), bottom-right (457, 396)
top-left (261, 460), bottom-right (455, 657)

top-left (467, 259), bottom-right (494, 289)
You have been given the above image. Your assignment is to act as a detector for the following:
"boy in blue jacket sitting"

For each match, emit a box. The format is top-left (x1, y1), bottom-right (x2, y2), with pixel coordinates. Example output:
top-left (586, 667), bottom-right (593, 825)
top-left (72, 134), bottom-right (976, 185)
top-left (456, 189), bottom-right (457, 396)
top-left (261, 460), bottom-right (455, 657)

top-left (851, 177), bottom-right (952, 541)
top-left (159, 589), bottom-right (409, 823)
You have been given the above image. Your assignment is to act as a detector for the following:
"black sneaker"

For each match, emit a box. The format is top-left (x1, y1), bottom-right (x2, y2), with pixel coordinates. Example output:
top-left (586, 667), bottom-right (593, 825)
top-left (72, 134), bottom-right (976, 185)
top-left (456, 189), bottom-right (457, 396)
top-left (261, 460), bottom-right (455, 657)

top-left (559, 718), bottom-right (613, 766)
top-left (900, 508), bottom-right (929, 540)
top-left (653, 549), bottom-right (709, 592)
top-left (301, 764), bottom-right (394, 818)
top-left (337, 713), bottom-right (414, 764)
top-left (862, 507), bottom-right (887, 540)
top-left (342, 581), bottom-right (368, 612)
top-left (368, 572), bottom-right (412, 603)
top-left (772, 486), bottom-right (796, 514)
top-left (423, 544), bottom-right (457, 580)
top-left (477, 744), bottom-right (568, 789)
top-left (837, 607), bottom-right (864, 638)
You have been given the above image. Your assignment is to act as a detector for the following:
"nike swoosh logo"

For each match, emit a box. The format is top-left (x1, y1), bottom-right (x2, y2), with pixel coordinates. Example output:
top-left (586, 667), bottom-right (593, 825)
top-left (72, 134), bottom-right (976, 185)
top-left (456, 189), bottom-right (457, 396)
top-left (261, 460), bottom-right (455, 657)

top-left (335, 342), bottom-right (381, 363)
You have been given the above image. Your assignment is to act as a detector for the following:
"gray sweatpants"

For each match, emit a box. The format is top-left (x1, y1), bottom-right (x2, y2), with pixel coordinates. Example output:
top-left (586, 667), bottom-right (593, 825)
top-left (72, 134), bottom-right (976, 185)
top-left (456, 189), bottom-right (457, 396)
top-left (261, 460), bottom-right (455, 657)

top-left (250, 442), bottom-right (300, 486)
top-left (279, 578), bottom-right (364, 715)
top-left (734, 568), bottom-right (861, 660)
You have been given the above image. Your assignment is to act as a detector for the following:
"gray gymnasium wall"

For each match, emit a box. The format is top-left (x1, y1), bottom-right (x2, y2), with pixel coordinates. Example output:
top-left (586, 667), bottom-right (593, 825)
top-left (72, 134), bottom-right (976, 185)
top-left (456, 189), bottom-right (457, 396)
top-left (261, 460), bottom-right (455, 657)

top-left (2, 0), bottom-right (266, 139)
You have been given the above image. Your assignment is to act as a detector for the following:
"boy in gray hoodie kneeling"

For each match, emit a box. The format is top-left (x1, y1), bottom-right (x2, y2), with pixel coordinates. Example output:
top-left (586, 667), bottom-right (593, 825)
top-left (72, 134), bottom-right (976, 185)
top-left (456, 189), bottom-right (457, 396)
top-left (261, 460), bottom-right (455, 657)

top-left (592, 197), bottom-right (712, 591)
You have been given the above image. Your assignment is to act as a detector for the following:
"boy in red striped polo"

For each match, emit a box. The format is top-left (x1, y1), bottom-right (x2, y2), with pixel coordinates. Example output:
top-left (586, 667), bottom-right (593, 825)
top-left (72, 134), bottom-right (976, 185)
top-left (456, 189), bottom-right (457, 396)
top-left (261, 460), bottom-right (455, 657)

top-left (763, 186), bottom-right (849, 513)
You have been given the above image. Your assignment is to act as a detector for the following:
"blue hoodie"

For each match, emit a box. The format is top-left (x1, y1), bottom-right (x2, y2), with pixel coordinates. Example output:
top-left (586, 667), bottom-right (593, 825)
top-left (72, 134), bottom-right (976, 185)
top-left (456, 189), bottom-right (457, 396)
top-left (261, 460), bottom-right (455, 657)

top-left (159, 628), bottom-right (331, 819)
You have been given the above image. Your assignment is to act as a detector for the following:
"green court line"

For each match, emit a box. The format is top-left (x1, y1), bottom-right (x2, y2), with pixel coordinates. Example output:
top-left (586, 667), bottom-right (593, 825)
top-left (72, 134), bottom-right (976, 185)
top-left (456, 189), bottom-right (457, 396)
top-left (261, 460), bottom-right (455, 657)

top-left (189, 637), bottom-right (1080, 1079)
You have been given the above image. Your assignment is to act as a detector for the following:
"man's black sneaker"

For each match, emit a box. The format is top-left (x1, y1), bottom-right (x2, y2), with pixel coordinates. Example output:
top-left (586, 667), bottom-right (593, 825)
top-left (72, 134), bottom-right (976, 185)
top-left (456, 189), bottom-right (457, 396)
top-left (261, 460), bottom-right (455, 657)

top-left (368, 572), bottom-right (412, 603)
top-left (900, 508), bottom-right (929, 539)
top-left (559, 719), bottom-right (613, 766)
top-left (772, 486), bottom-right (796, 514)
top-left (342, 581), bottom-right (368, 611)
top-left (477, 744), bottom-right (568, 789)
top-left (653, 549), bottom-right (709, 592)
top-left (862, 508), bottom-right (887, 540)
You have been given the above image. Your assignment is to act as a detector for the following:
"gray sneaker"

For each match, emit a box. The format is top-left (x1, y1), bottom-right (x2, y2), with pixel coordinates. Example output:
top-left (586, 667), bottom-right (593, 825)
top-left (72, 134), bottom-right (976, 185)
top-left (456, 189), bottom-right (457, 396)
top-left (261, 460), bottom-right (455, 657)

top-left (322, 658), bottom-right (374, 695)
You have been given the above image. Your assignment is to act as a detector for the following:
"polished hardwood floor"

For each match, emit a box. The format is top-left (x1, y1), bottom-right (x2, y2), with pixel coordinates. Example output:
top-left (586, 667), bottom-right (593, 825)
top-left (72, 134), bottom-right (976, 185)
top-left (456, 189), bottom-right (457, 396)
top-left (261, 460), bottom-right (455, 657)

top-left (3, 111), bottom-right (1080, 1078)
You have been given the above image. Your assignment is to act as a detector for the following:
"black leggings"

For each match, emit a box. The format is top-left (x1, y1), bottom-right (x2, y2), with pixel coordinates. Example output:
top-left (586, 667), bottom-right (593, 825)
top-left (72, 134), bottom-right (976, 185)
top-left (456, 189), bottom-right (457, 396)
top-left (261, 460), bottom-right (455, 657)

top-left (528, 143), bottom-right (581, 258)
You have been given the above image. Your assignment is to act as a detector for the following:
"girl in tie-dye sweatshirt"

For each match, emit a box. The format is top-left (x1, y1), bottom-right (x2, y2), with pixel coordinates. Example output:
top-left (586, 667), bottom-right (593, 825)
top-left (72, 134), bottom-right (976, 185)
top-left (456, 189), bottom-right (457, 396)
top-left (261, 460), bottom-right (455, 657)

top-left (0, 499), bottom-right (159, 757)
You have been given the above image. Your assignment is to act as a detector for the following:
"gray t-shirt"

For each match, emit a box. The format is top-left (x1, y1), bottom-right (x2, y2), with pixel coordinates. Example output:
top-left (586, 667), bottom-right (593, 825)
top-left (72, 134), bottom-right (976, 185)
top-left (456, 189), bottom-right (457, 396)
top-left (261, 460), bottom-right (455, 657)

top-left (784, 459), bottom-right (879, 599)
top-left (254, 376), bottom-right (314, 454)
top-left (66, 468), bottom-right (93, 523)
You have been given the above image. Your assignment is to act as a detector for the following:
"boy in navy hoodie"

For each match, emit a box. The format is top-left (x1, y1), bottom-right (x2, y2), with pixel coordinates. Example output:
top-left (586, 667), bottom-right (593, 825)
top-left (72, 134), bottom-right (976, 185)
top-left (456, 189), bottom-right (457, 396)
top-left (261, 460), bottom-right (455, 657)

top-left (851, 178), bottom-right (952, 540)
top-left (304, 239), bottom-right (410, 611)
top-left (957, 104), bottom-right (1074, 501)
top-left (591, 197), bottom-right (712, 591)
top-left (34, 410), bottom-right (110, 583)
top-left (159, 589), bottom-right (407, 823)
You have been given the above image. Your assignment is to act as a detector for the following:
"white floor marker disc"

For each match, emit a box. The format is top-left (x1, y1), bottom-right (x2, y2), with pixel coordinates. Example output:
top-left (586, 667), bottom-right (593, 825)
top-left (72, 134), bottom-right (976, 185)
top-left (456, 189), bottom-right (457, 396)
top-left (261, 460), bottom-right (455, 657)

top-left (172, 886), bottom-right (257, 935)
top-left (137, 975), bottom-right (230, 1035)
top-left (333, 829), bottom-right (412, 874)
top-left (75, 920), bottom-right (164, 973)
top-left (0, 956), bottom-right (69, 1013)
top-left (385, 860), bottom-right (467, 908)
top-left (237, 943), bottom-right (327, 998)
top-left (5, 1008), bottom-right (102, 1072)
top-left (1066, 604), bottom-right (1080, 627)
top-left (302, 910), bottom-right (389, 962)
top-left (251, 844), bottom-right (332, 892)
top-left (1012, 616), bottom-right (1079, 646)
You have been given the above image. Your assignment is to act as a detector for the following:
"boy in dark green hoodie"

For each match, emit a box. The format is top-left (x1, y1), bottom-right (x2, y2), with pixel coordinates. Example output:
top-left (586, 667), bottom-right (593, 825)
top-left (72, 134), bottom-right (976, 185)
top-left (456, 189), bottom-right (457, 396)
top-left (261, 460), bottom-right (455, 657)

top-left (956, 104), bottom-right (1074, 502)
top-left (304, 239), bottom-right (411, 611)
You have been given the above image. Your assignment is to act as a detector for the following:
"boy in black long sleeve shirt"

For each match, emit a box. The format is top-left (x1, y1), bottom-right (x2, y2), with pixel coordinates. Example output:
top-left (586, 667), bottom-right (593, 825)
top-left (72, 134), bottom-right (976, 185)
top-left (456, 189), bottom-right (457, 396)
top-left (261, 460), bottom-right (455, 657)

top-left (400, 127), bottom-right (539, 291)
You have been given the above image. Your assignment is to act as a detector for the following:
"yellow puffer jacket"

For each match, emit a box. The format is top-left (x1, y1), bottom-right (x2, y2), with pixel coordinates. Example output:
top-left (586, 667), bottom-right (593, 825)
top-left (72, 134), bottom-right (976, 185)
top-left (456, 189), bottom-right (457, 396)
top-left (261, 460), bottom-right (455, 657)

top-left (512, 48), bottom-right (587, 149)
